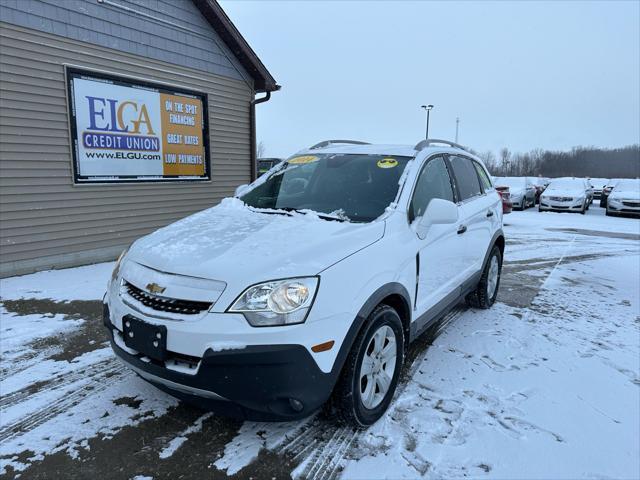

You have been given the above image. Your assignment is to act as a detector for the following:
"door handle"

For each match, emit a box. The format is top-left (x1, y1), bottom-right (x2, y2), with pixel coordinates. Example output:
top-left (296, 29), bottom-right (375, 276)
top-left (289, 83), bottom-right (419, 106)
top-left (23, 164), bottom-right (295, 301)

top-left (486, 210), bottom-right (494, 218)
top-left (457, 225), bottom-right (467, 235)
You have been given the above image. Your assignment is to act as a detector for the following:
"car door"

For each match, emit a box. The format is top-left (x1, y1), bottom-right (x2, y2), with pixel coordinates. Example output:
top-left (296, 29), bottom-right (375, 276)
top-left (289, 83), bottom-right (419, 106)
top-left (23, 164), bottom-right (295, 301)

top-left (447, 155), bottom-right (492, 278)
top-left (410, 155), bottom-right (465, 315)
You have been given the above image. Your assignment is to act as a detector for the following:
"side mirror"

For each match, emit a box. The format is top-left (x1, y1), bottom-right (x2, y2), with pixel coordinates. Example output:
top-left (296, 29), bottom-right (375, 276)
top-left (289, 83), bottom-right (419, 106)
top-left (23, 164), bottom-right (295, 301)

top-left (234, 184), bottom-right (250, 197)
top-left (414, 199), bottom-right (458, 239)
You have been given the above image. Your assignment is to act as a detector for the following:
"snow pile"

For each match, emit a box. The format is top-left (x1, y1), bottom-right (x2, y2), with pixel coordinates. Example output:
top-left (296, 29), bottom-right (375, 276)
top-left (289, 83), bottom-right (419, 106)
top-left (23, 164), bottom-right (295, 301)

top-left (0, 262), bottom-right (113, 301)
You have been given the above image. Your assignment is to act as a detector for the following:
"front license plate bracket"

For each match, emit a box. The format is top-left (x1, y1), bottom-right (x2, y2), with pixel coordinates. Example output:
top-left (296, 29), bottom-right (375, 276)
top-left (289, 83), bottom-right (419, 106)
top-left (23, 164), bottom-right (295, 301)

top-left (122, 315), bottom-right (168, 362)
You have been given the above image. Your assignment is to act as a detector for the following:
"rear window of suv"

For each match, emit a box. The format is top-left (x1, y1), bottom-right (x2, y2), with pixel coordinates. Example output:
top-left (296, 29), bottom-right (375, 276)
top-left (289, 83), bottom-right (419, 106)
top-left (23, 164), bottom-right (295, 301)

top-left (449, 155), bottom-right (482, 201)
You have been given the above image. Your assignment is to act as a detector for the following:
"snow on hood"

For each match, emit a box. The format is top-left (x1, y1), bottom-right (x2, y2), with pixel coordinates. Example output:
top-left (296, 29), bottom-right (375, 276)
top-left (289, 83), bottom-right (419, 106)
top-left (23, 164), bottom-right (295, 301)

top-left (127, 198), bottom-right (385, 281)
top-left (610, 186), bottom-right (640, 200)
top-left (544, 188), bottom-right (586, 197)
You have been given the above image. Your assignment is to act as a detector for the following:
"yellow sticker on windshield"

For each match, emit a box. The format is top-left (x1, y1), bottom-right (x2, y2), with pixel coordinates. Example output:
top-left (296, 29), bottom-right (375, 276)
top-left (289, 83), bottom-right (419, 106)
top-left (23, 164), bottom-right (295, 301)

top-left (288, 155), bottom-right (318, 164)
top-left (377, 157), bottom-right (398, 169)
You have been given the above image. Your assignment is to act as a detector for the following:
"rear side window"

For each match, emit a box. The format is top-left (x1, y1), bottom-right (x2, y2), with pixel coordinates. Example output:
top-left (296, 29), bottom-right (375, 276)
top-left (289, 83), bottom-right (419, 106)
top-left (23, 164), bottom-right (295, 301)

top-left (473, 161), bottom-right (493, 192)
top-left (449, 155), bottom-right (482, 201)
top-left (409, 156), bottom-right (454, 222)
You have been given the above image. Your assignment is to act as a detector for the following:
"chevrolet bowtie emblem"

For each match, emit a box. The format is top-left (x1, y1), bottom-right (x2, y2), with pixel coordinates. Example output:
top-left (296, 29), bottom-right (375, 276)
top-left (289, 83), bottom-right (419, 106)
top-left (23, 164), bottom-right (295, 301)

top-left (145, 282), bottom-right (166, 294)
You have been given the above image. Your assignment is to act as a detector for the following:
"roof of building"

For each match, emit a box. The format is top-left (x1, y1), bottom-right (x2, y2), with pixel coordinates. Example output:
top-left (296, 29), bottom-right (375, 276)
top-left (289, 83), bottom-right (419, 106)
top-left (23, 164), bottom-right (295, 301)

top-left (192, 0), bottom-right (279, 93)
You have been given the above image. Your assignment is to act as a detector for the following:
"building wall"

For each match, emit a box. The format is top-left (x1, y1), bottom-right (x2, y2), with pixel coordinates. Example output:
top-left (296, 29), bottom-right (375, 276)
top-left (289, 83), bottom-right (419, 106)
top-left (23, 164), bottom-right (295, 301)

top-left (0, 20), bottom-right (254, 277)
top-left (0, 0), bottom-right (251, 83)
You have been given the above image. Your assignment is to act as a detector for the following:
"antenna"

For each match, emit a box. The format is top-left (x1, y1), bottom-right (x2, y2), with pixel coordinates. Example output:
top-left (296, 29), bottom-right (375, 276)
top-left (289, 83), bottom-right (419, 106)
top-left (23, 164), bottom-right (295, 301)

top-left (455, 117), bottom-right (460, 143)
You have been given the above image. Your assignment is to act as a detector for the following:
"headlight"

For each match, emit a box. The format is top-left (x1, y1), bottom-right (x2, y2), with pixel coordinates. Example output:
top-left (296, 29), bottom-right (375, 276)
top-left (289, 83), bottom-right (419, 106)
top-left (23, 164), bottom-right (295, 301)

top-left (228, 277), bottom-right (319, 327)
top-left (111, 246), bottom-right (130, 283)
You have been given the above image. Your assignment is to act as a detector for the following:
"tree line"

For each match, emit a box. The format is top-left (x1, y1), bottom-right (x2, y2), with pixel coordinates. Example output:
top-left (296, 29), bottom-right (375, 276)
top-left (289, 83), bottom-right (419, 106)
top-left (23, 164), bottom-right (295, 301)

top-left (475, 144), bottom-right (640, 179)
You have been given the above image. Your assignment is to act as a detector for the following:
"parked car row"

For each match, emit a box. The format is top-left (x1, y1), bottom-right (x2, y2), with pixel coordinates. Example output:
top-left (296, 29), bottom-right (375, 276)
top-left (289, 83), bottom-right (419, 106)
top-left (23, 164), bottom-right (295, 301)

top-left (493, 177), bottom-right (537, 210)
top-left (492, 175), bottom-right (638, 217)
top-left (539, 177), bottom-right (592, 214)
top-left (605, 179), bottom-right (640, 217)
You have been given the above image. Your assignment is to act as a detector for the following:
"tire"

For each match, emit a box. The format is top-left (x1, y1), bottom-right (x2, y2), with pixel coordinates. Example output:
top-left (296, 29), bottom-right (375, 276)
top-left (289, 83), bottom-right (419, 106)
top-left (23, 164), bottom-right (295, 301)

top-left (606, 208), bottom-right (614, 217)
top-left (580, 201), bottom-right (586, 214)
top-left (466, 245), bottom-right (502, 309)
top-left (327, 304), bottom-right (404, 428)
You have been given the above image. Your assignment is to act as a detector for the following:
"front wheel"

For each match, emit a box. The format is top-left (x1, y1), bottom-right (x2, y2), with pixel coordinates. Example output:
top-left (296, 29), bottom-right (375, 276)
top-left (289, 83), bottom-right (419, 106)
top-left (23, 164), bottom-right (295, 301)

top-left (328, 305), bottom-right (404, 427)
top-left (466, 245), bottom-right (502, 309)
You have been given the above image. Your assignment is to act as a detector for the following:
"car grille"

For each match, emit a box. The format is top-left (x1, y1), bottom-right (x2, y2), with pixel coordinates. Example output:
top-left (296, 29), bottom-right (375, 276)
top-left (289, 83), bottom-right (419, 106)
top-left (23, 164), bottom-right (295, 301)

top-left (124, 282), bottom-right (211, 315)
top-left (549, 196), bottom-right (573, 202)
top-left (622, 200), bottom-right (640, 207)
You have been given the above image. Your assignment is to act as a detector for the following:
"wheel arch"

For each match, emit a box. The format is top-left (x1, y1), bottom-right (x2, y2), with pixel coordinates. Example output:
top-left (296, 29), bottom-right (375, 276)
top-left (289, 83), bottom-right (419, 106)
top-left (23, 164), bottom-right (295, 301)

top-left (478, 229), bottom-right (505, 275)
top-left (329, 282), bottom-right (412, 377)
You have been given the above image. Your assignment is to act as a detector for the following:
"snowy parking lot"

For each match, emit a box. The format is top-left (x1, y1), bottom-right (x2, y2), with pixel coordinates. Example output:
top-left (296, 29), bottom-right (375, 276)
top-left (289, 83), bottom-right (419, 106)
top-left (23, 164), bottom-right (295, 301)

top-left (1, 207), bottom-right (639, 480)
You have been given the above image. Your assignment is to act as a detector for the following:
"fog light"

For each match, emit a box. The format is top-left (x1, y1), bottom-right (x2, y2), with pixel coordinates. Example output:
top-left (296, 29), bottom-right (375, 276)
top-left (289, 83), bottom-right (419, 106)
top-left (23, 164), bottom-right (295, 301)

top-left (289, 398), bottom-right (304, 412)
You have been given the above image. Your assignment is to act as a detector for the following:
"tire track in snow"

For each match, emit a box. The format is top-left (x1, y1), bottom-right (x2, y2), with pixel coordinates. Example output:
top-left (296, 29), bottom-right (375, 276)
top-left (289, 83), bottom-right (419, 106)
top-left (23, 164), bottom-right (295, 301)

top-left (0, 361), bottom-right (132, 443)
top-left (0, 348), bottom-right (59, 383)
top-left (0, 357), bottom-right (116, 410)
top-left (226, 306), bottom-right (467, 480)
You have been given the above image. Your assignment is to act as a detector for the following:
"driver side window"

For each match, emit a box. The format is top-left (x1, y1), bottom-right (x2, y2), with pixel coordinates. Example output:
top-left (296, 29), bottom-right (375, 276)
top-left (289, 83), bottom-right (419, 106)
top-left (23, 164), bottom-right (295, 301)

top-left (409, 156), bottom-right (454, 222)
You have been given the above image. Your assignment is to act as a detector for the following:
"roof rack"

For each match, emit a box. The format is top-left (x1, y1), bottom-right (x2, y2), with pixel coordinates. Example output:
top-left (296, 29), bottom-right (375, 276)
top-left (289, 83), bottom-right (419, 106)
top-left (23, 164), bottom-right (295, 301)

top-left (414, 138), bottom-right (467, 152)
top-left (309, 139), bottom-right (370, 150)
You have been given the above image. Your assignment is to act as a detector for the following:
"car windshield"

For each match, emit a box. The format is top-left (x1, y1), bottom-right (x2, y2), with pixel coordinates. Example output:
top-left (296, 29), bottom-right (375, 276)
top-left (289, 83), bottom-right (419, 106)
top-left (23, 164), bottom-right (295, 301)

top-left (547, 179), bottom-right (583, 190)
top-left (240, 153), bottom-right (412, 222)
top-left (494, 177), bottom-right (526, 189)
top-left (613, 179), bottom-right (640, 191)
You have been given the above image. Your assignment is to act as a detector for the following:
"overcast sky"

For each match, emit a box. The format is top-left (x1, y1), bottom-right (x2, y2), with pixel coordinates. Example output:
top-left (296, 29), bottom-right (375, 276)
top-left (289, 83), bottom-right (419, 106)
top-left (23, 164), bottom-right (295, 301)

top-left (220, 1), bottom-right (640, 158)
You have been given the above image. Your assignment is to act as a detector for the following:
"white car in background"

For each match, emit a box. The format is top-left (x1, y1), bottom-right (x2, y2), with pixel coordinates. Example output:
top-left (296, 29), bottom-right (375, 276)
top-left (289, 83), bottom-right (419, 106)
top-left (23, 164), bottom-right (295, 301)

top-left (493, 177), bottom-right (536, 210)
top-left (104, 139), bottom-right (505, 427)
top-left (588, 177), bottom-right (609, 200)
top-left (606, 178), bottom-right (640, 217)
top-left (600, 178), bottom-right (623, 208)
top-left (539, 177), bottom-right (591, 214)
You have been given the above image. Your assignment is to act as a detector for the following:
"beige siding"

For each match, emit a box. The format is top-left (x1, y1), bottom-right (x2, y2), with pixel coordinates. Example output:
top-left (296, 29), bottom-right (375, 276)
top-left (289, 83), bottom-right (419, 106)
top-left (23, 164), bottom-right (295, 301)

top-left (0, 22), bottom-right (254, 277)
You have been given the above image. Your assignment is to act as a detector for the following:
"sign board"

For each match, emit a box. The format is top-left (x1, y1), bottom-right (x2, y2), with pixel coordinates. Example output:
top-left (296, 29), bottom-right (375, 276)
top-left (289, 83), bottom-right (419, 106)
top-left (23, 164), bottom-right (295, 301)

top-left (66, 67), bottom-right (210, 183)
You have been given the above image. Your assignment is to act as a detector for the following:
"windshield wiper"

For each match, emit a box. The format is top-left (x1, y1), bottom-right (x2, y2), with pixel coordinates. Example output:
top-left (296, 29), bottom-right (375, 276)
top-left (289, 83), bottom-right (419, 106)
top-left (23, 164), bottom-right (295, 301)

top-left (278, 207), bottom-right (349, 222)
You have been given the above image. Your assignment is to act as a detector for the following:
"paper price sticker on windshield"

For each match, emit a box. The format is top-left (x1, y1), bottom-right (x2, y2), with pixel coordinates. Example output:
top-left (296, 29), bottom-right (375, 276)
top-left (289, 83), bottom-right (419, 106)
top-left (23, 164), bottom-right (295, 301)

top-left (377, 158), bottom-right (398, 169)
top-left (288, 155), bottom-right (318, 164)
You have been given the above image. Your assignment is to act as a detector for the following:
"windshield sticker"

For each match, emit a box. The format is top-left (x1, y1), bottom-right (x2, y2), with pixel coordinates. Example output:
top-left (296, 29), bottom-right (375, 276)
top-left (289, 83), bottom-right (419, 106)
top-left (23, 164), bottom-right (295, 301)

top-left (377, 158), bottom-right (398, 169)
top-left (288, 155), bottom-right (319, 164)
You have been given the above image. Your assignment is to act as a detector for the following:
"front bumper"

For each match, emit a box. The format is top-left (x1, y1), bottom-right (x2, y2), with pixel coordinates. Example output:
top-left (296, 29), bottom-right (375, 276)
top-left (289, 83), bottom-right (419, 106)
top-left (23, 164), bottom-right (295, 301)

top-left (539, 199), bottom-right (584, 212)
top-left (608, 200), bottom-right (640, 216)
top-left (104, 304), bottom-right (336, 420)
top-left (511, 196), bottom-right (524, 208)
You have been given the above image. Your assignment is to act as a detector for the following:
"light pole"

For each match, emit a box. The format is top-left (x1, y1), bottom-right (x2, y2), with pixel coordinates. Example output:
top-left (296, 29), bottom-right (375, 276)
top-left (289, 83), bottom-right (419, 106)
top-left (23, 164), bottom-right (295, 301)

top-left (421, 104), bottom-right (434, 139)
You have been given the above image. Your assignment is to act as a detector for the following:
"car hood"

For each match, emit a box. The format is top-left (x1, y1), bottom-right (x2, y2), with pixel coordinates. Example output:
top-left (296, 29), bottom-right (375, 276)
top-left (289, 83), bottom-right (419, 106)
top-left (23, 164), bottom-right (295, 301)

top-left (544, 188), bottom-right (585, 197)
top-left (610, 189), bottom-right (640, 200)
top-left (127, 198), bottom-right (385, 281)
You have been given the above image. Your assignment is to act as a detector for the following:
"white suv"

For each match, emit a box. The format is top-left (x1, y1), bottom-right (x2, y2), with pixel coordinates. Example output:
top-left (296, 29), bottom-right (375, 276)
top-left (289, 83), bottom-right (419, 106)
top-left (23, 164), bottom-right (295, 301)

top-left (104, 139), bottom-right (505, 426)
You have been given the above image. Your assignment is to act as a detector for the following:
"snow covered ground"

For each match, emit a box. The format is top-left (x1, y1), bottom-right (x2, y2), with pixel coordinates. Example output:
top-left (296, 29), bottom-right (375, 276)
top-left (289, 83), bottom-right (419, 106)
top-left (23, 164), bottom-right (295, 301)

top-left (1, 207), bottom-right (638, 479)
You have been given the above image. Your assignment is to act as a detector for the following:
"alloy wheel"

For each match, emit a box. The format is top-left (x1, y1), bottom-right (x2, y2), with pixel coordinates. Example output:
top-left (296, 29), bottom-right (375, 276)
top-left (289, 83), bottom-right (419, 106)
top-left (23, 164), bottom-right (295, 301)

top-left (359, 325), bottom-right (397, 409)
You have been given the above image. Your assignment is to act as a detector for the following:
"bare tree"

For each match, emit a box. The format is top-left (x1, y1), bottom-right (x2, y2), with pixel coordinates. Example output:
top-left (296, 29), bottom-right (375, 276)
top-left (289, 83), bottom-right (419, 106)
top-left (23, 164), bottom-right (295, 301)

top-left (479, 150), bottom-right (497, 173)
top-left (257, 140), bottom-right (266, 158)
top-left (499, 147), bottom-right (511, 174)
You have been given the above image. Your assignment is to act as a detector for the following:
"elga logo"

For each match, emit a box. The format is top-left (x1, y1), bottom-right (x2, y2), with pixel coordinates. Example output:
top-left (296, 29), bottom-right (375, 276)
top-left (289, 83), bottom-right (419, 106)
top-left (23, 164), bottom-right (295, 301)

top-left (81, 96), bottom-right (160, 152)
